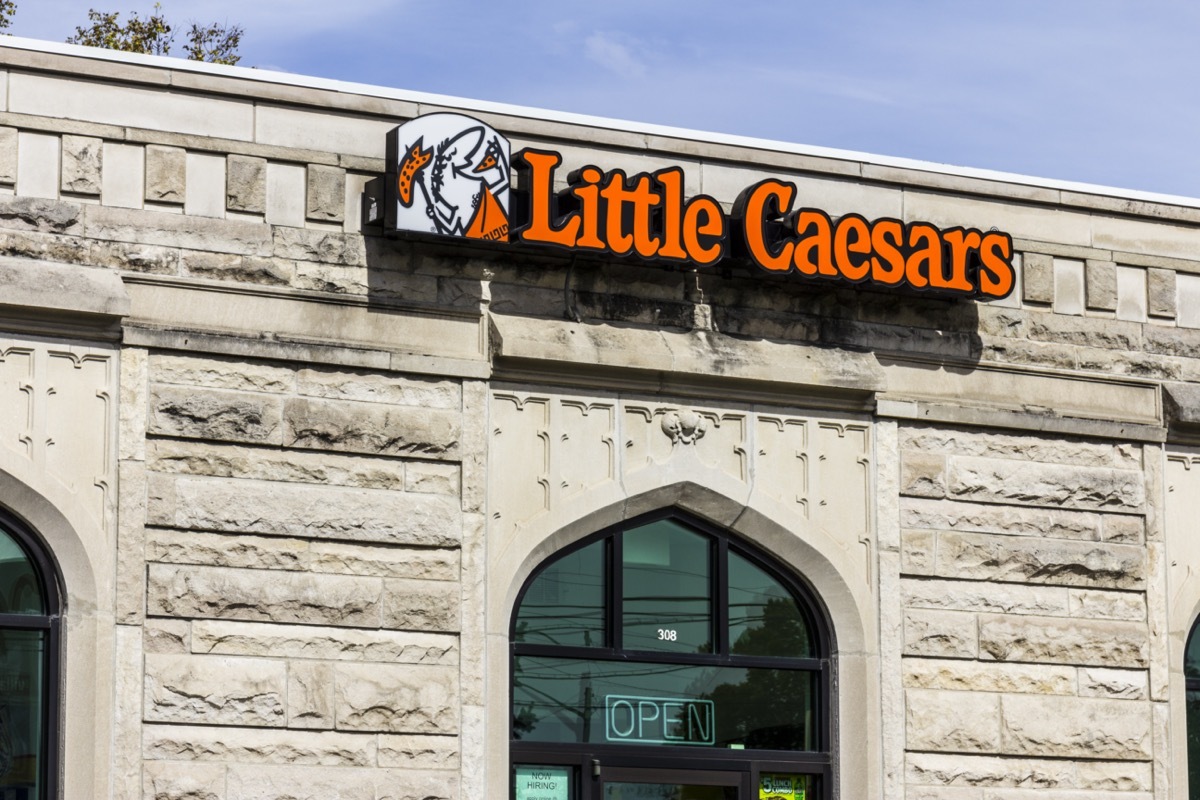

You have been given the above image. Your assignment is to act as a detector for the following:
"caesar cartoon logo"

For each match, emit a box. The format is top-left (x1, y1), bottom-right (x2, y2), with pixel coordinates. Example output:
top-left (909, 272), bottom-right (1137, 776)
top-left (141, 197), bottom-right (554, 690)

top-left (386, 113), bottom-right (511, 241)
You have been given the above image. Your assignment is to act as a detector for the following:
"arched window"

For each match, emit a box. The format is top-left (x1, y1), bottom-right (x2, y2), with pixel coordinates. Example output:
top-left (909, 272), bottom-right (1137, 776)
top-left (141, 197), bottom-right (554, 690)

top-left (511, 512), bottom-right (832, 800)
top-left (0, 509), bottom-right (60, 800)
top-left (1187, 621), bottom-right (1200, 799)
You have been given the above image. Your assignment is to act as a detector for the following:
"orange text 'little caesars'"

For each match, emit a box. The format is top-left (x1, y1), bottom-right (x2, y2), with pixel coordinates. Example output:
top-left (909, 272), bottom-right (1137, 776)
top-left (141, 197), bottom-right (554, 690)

top-left (504, 149), bottom-right (1015, 300)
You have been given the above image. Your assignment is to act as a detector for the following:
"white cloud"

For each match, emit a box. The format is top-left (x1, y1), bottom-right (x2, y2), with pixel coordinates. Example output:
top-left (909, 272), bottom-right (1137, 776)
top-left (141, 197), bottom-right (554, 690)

top-left (584, 31), bottom-right (646, 80)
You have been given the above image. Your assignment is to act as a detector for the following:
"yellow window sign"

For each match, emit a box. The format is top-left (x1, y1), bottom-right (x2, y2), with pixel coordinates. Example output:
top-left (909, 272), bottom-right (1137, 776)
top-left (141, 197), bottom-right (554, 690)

top-left (760, 774), bottom-right (807, 800)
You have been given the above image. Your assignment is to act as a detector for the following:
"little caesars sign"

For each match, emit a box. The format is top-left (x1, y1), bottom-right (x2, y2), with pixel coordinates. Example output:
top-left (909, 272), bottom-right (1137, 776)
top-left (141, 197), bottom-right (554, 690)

top-left (386, 113), bottom-right (1016, 301)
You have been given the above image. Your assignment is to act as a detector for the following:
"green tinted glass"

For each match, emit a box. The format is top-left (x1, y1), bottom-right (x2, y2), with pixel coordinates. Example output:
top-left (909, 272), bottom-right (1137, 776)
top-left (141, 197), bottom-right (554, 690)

top-left (0, 528), bottom-right (44, 616)
top-left (605, 783), bottom-right (735, 800)
top-left (513, 655), bottom-right (818, 751)
top-left (0, 629), bottom-right (46, 799)
top-left (1190, 690), bottom-right (1200, 800)
top-left (728, 552), bottom-right (813, 658)
top-left (515, 540), bottom-right (605, 647)
top-left (622, 522), bottom-right (711, 654)
top-left (1188, 629), bottom-right (1200, 681)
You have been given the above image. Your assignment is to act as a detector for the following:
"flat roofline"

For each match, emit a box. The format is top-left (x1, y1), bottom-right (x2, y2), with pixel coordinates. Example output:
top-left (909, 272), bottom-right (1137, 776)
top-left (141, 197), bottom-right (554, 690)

top-left (4, 35), bottom-right (1200, 211)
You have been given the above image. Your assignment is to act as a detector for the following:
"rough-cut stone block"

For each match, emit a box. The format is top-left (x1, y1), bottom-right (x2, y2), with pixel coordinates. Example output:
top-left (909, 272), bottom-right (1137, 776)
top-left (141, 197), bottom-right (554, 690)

top-left (948, 456), bottom-right (1145, 511)
top-left (901, 498), bottom-right (1104, 541)
top-left (903, 659), bottom-right (1074, 695)
top-left (1074, 760), bottom-right (1153, 791)
top-left (289, 661), bottom-right (335, 730)
top-left (0, 195), bottom-right (82, 233)
top-left (147, 563), bottom-right (382, 627)
top-left (334, 662), bottom-right (459, 733)
top-left (979, 614), bottom-right (1147, 668)
top-left (148, 385), bottom-right (283, 444)
top-left (307, 164), bottom-right (346, 222)
top-left (932, 531), bottom-right (1145, 589)
top-left (226, 154), bottom-right (267, 213)
top-left (60, 135), bottom-right (103, 195)
top-left (146, 145), bottom-right (186, 203)
top-left (1086, 259), bottom-right (1119, 311)
top-left (899, 429), bottom-right (1140, 470)
top-left (89, 239), bottom-right (180, 273)
top-left (406, 462), bottom-right (460, 495)
top-left (148, 475), bottom-right (462, 547)
top-left (902, 578), bottom-right (1069, 616)
top-left (191, 620), bottom-right (458, 665)
top-left (1022, 252), bottom-right (1054, 304)
top-left (142, 724), bottom-right (376, 765)
top-left (143, 618), bottom-right (190, 654)
top-left (1102, 514), bottom-right (1145, 544)
top-left (227, 765), bottom-right (374, 800)
top-left (1001, 694), bottom-right (1151, 760)
top-left (903, 608), bottom-right (977, 658)
top-left (376, 771), bottom-right (460, 800)
top-left (906, 788), bottom-right (985, 800)
top-left (901, 530), bottom-right (936, 573)
top-left (142, 760), bottom-right (226, 800)
top-left (84, 203), bottom-right (274, 255)
top-left (382, 579), bottom-right (461, 632)
top-left (284, 397), bottom-right (461, 459)
top-left (296, 369), bottom-right (462, 408)
top-left (1079, 668), bottom-right (1148, 699)
top-left (144, 653), bottom-right (286, 726)
top-left (0, 127), bottom-right (16, 184)
top-left (291, 261), bottom-right (370, 295)
top-left (1069, 589), bottom-right (1146, 621)
top-left (181, 251), bottom-right (293, 285)
top-left (377, 734), bottom-right (460, 769)
top-left (274, 226), bottom-right (366, 265)
top-left (901, 452), bottom-right (947, 498)
top-left (150, 353), bottom-right (294, 393)
top-left (1147, 268), bottom-right (1177, 318)
top-left (907, 688), bottom-right (1000, 753)
top-left (148, 440), bottom-right (405, 489)
top-left (902, 753), bottom-right (1075, 791)
top-left (147, 529), bottom-right (459, 581)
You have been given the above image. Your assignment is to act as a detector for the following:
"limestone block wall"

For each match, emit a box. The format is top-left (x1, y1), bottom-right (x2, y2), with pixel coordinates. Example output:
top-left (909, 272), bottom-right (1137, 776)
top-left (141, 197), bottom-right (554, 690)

top-left (894, 425), bottom-right (1162, 799)
top-left (114, 349), bottom-right (479, 800)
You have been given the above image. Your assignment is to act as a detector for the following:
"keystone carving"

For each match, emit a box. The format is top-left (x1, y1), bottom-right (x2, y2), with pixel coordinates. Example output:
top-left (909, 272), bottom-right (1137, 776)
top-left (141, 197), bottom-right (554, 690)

top-left (661, 409), bottom-right (707, 445)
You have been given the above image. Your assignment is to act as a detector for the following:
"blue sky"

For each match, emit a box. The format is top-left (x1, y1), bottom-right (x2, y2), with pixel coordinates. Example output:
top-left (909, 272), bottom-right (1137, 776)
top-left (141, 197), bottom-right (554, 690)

top-left (10, 1), bottom-right (1200, 198)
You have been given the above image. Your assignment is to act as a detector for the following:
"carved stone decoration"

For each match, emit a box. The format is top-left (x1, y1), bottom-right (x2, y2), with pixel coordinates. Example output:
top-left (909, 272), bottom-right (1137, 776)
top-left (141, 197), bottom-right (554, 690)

top-left (489, 388), bottom-right (871, 552)
top-left (0, 335), bottom-right (117, 532)
top-left (660, 409), bottom-right (707, 445)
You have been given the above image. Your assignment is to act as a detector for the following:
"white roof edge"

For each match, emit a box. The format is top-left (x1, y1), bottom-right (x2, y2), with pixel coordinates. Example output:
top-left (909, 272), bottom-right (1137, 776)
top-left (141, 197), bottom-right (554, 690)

top-left (5, 35), bottom-right (1200, 210)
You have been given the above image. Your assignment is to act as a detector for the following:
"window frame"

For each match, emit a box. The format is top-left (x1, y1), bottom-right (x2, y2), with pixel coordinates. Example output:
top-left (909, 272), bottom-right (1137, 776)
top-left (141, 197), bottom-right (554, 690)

top-left (509, 509), bottom-right (834, 797)
top-left (0, 506), bottom-right (62, 800)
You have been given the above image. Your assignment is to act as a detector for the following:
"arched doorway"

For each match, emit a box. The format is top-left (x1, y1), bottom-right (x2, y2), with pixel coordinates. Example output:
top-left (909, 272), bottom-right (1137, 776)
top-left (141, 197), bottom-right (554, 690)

top-left (0, 508), bottom-right (61, 799)
top-left (510, 511), bottom-right (832, 800)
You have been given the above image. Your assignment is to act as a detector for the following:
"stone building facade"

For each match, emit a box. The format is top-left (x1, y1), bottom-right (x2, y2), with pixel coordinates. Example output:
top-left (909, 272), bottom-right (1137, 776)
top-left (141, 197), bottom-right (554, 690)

top-left (0, 36), bottom-right (1198, 800)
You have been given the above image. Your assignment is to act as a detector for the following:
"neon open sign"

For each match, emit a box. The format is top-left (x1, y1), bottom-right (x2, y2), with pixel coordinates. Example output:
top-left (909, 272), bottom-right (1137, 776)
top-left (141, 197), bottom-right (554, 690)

top-left (604, 694), bottom-right (716, 746)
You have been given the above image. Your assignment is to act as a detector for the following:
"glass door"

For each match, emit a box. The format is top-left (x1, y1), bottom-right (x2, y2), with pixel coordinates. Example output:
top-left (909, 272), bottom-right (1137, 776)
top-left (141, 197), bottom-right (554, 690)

top-left (599, 767), bottom-right (745, 800)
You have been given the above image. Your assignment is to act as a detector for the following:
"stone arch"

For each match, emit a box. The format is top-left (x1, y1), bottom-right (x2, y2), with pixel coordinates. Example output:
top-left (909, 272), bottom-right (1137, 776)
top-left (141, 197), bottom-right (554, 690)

top-left (0, 451), bottom-right (114, 799)
top-left (485, 477), bottom-right (879, 799)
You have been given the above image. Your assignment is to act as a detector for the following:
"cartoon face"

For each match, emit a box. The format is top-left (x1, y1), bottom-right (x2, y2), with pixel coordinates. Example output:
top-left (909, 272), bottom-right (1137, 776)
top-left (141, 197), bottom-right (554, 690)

top-left (388, 113), bottom-right (511, 241)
